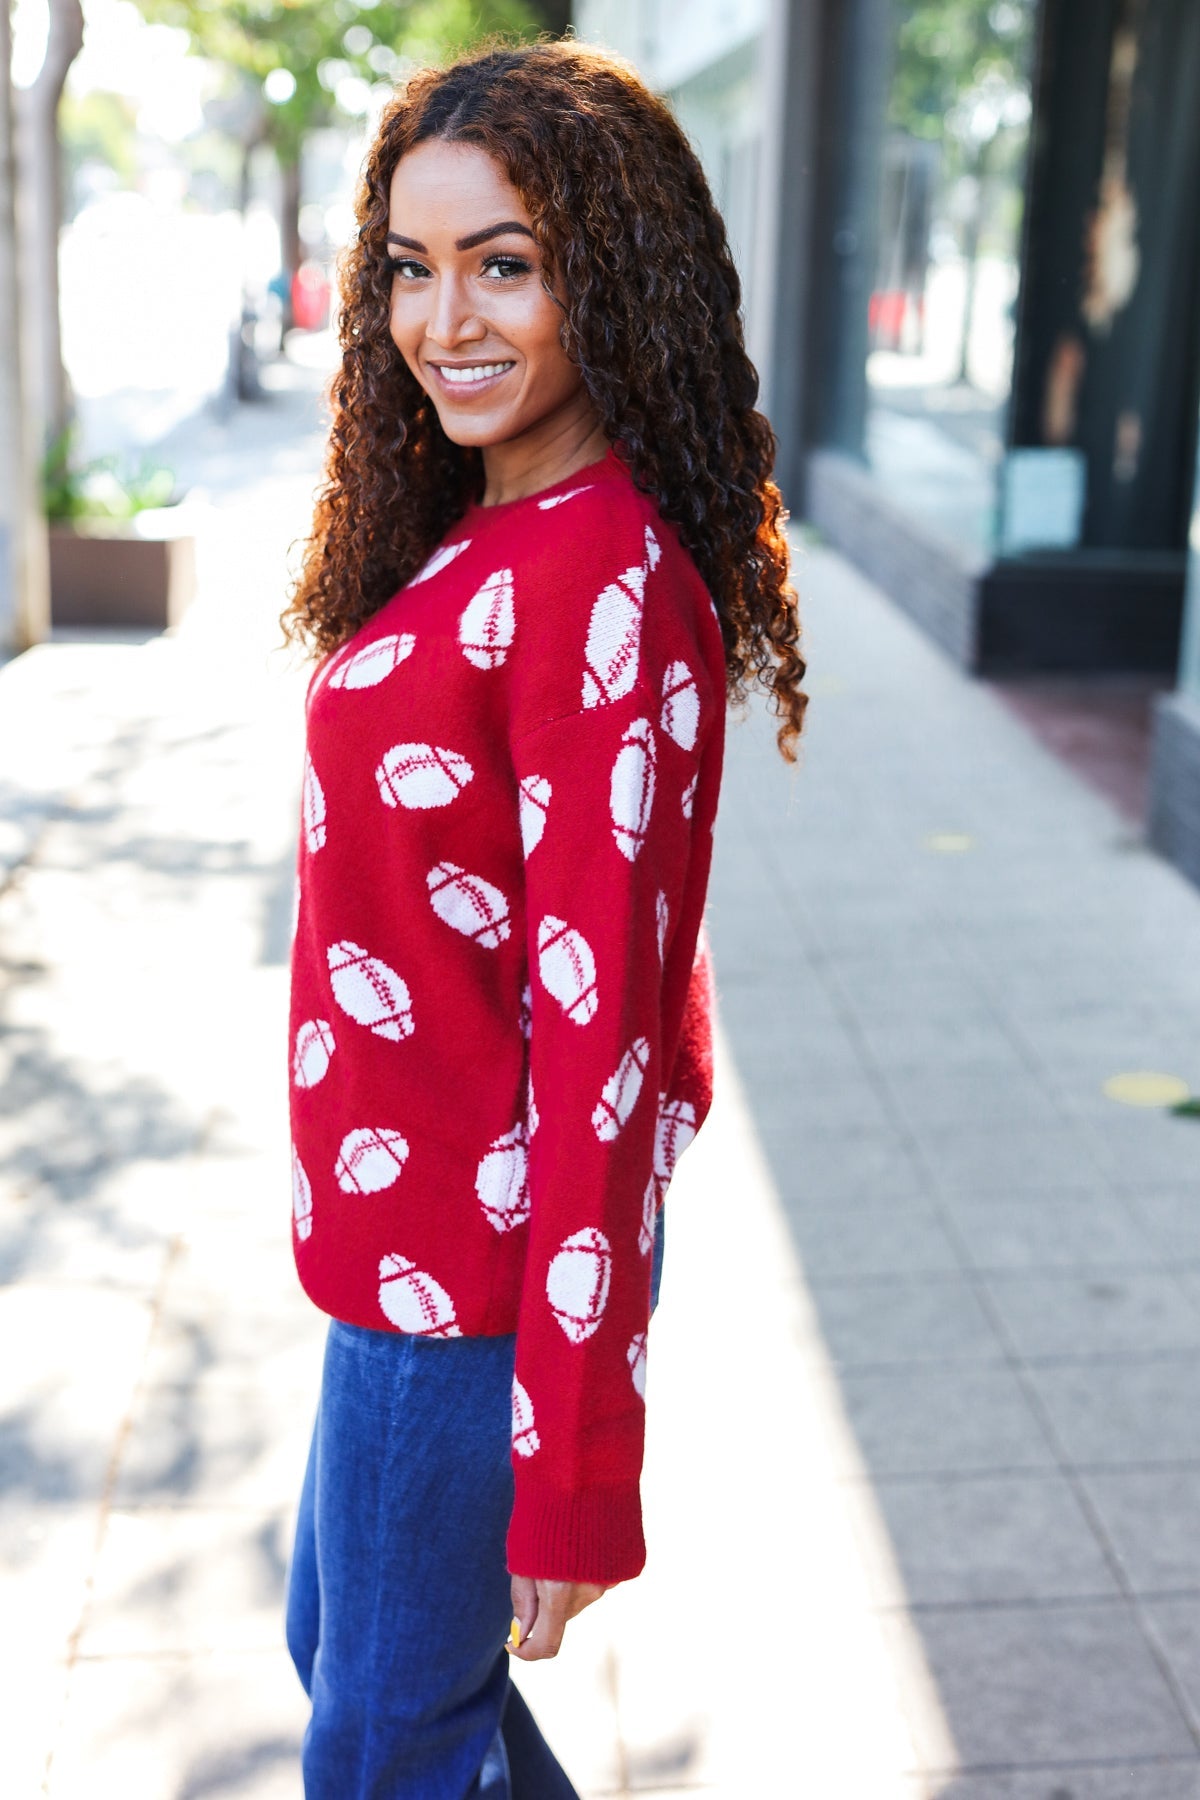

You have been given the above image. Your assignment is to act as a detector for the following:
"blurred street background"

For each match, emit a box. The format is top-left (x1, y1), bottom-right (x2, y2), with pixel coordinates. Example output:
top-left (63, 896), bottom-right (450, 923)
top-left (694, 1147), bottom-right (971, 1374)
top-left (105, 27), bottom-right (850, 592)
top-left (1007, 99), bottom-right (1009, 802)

top-left (2, 0), bottom-right (1200, 1796)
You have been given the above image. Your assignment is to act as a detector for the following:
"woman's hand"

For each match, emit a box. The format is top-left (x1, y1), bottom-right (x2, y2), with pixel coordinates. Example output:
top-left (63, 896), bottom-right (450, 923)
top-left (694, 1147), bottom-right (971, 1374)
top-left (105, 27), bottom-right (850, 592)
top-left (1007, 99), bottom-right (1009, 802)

top-left (506, 1574), bottom-right (609, 1661)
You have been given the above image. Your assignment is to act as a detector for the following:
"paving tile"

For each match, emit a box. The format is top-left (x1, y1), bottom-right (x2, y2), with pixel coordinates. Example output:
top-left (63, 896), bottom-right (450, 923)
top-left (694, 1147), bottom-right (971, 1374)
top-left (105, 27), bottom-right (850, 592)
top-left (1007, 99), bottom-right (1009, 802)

top-left (834, 974), bottom-right (1000, 1027)
top-left (0, 1284), bottom-right (153, 1504)
top-left (0, 1500), bottom-right (98, 1800)
top-left (881, 1600), bottom-right (1196, 1769)
top-left (917, 1121), bottom-right (1107, 1197)
top-left (78, 1506), bottom-right (293, 1657)
top-left (900, 1761), bottom-right (1200, 1797)
top-left (1120, 1187), bottom-right (1200, 1265)
top-left (772, 1195), bottom-right (961, 1280)
top-left (943, 1190), bottom-right (1164, 1273)
top-left (843, 1470), bottom-right (1119, 1607)
top-left (113, 1374), bottom-right (317, 1509)
top-left (45, 1649), bottom-right (307, 1800)
top-left (831, 1365), bottom-right (1056, 1477)
top-left (1081, 1114), bottom-right (1200, 1188)
top-left (1140, 1597), bottom-right (1200, 1739)
top-left (0, 1198), bottom-right (172, 1289)
top-left (852, 1013), bottom-right (1033, 1076)
top-left (981, 1270), bottom-right (1200, 1360)
top-left (710, 960), bottom-right (840, 1023)
top-left (1081, 1468), bottom-right (1200, 1594)
top-left (884, 1066), bottom-right (1065, 1132)
top-left (803, 1272), bottom-right (1005, 1367)
top-left (727, 1064), bottom-right (898, 1138)
top-left (140, 1236), bottom-right (325, 1392)
top-left (757, 1124), bottom-right (928, 1207)
top-left (1027, 1355), bottom-right (1200, 1466)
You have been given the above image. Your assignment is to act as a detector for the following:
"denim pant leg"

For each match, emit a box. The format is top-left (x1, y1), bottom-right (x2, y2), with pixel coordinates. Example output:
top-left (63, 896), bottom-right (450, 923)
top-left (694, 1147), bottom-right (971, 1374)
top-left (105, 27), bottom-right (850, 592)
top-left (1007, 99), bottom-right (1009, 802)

top-left (284, 1321), bottom-right (580, 1800)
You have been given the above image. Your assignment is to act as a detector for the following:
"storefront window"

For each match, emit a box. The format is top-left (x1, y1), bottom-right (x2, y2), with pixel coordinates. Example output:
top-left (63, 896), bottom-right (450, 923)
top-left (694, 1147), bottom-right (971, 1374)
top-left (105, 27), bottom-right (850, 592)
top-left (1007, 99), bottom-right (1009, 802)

top-left (865, 0), bottom-right (1038, 554)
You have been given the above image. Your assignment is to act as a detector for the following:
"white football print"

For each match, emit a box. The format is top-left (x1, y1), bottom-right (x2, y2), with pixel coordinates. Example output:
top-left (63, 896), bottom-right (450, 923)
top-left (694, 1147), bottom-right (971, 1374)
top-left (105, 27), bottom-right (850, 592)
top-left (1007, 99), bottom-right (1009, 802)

top-left (655, 1095), bottom-right (697, 1185)
top-left (408, 538), bottom-right (472, 586)
top-left (293, 1018), bottom-right (335, 1089)
top-left (378, 1254), bottom-right (462, 1336)
top-left (661, 659), bottom-right (700, 751)
top-left (335, 1127), bottom-right (409, 1195)
top-left (580, 529), bottom-right (662, 706)
top-left (538, 484), bottom-right (593, 510)
top-left (327, 632), bottom-right (416, 690)
top-left (427, 863), bottom-right (512, 948)
top-left (519, 774), bottom-right (552, 855)
top-left (475, 1121), bottom-right (531, 1232)
top-left (525, 1068), bottom-right (539, 1136)
top-left (546, 1227), bottom-right (612, 1344)
top-left (292, 1147), bottom-right (313, 1242)
top-left (459, 568), bottom-right (515, 669)
top-left (376, 742), bottom-right (475, 810)
top-left (609, 718), bottom-right (656, 860)
top-left (327, 940), bottom-right (415, 1041)
top-left (591, 1036), bottom-right (650, 1141)
top-left (581, 578), bottom-right (642, 708)
top-left (537, 915), bottom-right (598, 1023)
top-left (638, 1171), bottom-right (658, 1255)
top-left (627, 1331), bottom-right (648, 1399)
top-left (302, 754), bottom-right (326, 853)
top-left (511, 1376), bottom-right (541, 1457)
top-left (655, 890), bottom-right (669, 963)
top-left (681, 772), bottom-right (697, 820)
top-left (619, 563), bottom-right (647, 602)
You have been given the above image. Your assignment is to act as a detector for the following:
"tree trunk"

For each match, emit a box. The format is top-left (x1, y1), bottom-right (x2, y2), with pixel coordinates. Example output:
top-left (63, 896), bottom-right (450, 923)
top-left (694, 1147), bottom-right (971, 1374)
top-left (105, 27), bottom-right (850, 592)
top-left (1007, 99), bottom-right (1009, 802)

top-left (957, 149), bottom-right (992, 387)
top-left (0, 1), bottom-right (50, 650)
top-left (279, 150), bottom-right (302, 335)
top-left (15, 0), bottom-right (84, 454)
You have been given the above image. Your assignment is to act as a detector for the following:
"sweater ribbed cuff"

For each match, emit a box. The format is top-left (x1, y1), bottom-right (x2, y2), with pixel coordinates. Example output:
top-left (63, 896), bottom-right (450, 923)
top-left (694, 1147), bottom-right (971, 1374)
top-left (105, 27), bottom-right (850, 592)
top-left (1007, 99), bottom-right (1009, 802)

top-left (506, 1479), bottom-right (646, 1586)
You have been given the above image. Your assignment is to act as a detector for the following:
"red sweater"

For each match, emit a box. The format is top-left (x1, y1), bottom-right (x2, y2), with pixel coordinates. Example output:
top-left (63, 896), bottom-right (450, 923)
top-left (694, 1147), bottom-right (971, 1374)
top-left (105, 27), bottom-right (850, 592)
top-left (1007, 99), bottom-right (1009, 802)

top-left (288, 446), bottom-right (727, 1584)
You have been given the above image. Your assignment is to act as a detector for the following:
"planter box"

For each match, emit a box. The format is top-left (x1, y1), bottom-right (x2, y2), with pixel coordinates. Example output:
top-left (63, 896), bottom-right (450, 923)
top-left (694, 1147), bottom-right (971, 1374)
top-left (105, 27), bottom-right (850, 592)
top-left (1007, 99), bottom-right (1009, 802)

top-left (49, 510), bottom-right (197, 631)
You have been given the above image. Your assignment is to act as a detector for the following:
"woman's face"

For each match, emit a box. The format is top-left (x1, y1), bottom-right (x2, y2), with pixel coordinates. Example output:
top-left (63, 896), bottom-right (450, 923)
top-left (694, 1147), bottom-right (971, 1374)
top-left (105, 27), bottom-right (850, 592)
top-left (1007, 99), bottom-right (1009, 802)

top-left (386, 139), bottom-right (586, 450)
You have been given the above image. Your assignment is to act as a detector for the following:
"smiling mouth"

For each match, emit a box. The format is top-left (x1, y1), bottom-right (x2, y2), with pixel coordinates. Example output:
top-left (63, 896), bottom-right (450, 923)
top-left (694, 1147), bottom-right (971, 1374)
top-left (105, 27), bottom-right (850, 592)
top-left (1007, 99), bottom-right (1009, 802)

top-left (430, 361), bottom-right (516, 388)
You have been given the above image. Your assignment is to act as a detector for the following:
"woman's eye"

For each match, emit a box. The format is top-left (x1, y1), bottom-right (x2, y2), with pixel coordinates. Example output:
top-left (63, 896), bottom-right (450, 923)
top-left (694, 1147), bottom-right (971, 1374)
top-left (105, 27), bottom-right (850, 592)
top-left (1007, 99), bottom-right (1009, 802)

top-left (481, 255), bottom-right (532, 280)
top-left (386, 257), bottom-right (430, 280)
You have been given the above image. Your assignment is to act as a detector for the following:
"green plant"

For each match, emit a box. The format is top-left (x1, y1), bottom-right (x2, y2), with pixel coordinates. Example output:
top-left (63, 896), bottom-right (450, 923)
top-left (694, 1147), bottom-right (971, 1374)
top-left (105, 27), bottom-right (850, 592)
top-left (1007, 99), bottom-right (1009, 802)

top-left (42, 427), bottom-right (177, 523)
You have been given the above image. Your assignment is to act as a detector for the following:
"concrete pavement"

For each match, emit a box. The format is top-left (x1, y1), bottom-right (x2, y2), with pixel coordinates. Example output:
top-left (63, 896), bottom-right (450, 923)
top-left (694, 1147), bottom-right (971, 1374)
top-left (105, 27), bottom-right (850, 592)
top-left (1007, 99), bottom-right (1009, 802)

top-left (2, 361), bottom-right (1200, 1797)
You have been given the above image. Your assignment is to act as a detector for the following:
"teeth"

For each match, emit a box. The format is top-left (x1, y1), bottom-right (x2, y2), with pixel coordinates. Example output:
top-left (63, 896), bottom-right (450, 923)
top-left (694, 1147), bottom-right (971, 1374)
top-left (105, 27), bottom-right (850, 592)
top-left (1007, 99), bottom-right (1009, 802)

top-left (439, 363), bottom-right (513, 385)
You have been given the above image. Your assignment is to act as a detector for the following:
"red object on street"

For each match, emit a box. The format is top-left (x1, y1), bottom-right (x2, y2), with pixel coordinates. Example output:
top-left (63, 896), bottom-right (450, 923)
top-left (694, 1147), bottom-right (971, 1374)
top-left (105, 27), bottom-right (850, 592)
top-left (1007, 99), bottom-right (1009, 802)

top-left (292, 261), bottom-right (330, 331)
top-left (869, 288), bottom-right (926, 353)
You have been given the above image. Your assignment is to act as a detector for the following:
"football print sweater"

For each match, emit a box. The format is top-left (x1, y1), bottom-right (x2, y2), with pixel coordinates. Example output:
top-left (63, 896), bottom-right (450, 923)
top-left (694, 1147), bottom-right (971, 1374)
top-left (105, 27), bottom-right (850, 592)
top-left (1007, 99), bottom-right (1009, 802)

top-left (288, 445), bottom-right (727, 1585)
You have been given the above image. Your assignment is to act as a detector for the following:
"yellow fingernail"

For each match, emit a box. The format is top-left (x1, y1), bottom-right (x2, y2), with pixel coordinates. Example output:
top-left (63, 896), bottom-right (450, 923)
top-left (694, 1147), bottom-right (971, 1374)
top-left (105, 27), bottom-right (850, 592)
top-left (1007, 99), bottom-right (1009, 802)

top-left (509, 1617), bottom-right (521, 1649)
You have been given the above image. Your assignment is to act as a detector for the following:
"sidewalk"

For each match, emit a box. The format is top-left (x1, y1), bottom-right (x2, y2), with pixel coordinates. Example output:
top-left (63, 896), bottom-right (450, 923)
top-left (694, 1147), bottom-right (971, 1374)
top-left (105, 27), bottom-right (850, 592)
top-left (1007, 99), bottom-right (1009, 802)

top-left (2, 371), bottom-right (1200, 1796)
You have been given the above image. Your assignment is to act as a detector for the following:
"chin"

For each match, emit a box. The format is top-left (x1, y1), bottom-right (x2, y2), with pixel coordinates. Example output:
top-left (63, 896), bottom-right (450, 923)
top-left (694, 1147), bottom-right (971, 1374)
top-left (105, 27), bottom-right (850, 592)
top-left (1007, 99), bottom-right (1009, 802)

top-left (432, 409), bottom-right (526, 449)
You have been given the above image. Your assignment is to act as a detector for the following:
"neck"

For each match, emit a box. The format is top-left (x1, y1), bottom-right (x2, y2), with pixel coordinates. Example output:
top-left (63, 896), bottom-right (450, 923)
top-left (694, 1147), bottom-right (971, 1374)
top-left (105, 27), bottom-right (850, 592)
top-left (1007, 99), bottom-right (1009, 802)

top-left (479, 397), bottom-right (609, 507)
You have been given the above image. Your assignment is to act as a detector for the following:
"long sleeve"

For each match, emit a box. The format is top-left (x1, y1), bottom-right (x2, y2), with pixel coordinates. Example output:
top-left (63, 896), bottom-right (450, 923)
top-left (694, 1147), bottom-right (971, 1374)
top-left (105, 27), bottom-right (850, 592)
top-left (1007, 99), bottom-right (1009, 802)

top-left (505, 668), bottom-right (711, 1584)
top-left (289, 448), bottom-right (725, 1579)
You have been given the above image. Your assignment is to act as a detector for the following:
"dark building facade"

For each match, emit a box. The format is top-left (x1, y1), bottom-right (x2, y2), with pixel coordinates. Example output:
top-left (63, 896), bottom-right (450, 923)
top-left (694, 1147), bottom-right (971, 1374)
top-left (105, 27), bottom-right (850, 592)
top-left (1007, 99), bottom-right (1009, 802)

top-left (577, 0), bottom-right (1200, 888)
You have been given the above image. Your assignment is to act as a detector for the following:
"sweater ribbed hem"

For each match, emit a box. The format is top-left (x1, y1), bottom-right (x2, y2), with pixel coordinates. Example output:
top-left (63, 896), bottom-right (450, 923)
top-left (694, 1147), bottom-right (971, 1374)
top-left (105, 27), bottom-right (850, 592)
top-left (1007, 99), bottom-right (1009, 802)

top-left (506, 1481), bottom-right (646, 1586)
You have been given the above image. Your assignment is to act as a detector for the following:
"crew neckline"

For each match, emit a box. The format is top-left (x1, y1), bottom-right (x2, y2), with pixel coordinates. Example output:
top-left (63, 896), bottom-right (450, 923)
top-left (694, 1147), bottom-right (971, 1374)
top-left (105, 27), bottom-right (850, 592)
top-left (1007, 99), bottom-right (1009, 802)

top-left (463, 444), bottom-right (625, 519)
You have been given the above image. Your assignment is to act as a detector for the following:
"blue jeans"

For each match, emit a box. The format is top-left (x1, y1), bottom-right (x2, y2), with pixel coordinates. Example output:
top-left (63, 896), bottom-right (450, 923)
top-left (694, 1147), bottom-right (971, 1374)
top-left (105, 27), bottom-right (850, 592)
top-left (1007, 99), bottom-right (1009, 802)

top-left (285, 1206), bottom-right (666, 1798)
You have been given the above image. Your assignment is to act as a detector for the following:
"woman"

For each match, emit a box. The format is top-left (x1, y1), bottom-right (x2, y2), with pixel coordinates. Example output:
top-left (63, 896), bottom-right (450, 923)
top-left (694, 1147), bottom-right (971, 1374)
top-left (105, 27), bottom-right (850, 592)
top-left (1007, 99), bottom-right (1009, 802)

top-left (280, 37), bottom-right (806, 1800)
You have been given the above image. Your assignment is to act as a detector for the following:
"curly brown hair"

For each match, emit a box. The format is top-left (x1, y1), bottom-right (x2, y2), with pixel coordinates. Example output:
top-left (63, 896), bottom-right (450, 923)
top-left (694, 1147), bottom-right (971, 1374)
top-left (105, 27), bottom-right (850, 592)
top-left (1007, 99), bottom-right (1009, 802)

top-left (282, 38), bottom-right (807, 759)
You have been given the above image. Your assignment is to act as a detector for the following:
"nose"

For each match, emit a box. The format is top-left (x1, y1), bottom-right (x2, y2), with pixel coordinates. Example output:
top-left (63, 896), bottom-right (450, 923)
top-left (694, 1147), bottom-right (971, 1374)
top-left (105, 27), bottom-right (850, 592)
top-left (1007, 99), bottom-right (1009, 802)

top-left (425, 272), bottom-right (486, 351)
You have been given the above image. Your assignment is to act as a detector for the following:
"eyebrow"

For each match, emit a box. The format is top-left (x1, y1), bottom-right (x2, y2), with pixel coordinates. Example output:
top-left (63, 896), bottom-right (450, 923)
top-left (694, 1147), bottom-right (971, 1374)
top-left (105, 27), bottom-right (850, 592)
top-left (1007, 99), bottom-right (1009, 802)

top-left (386, 221), bottom-right (535, 254)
